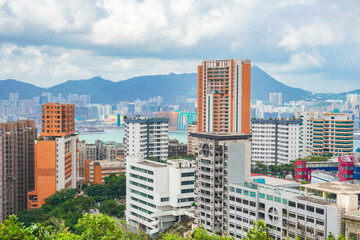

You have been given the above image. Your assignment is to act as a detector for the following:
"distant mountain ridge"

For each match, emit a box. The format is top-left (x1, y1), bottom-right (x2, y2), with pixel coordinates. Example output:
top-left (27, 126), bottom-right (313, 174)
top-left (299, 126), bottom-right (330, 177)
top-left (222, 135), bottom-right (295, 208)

top-left (0, 67), bottom-right (357, 104)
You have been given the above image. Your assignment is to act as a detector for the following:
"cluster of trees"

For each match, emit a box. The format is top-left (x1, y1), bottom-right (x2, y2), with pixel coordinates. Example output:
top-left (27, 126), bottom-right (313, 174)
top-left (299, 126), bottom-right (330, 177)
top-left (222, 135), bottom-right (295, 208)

top-left (0, 216), bottom-right (348, 240)
top-left (17, 174), bottom-right (126, 230)
top-left (251, 162), bottom-right (294, 178)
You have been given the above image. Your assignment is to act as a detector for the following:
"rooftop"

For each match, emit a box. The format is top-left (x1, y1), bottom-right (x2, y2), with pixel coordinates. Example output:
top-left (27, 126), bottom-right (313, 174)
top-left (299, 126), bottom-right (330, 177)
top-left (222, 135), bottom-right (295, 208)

top-left (252, 176), bottom-right (301, 187)
top-left (295, 195), bottom-right (331, 205)
top-left (139, 160), bottom-right (167, 168)
top-left (303, 181), bottom-right (360, 195)
top-left (190, 132), bottom-right (251, 140)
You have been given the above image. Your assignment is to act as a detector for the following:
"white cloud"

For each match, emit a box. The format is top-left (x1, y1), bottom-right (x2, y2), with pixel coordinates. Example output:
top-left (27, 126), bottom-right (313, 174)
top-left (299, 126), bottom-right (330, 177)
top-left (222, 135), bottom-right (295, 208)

top-left (0, 0), bottom-right (359, 92)
top-left (0, 44), bottom-right (199, 87)
top-left (278, 21), bottom-right (344, 51)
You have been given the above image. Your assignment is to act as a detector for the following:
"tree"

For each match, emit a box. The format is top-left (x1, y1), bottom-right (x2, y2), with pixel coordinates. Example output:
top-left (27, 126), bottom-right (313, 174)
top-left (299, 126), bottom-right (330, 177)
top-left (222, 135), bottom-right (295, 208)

top-left (84, 184), bottom-right (106, 197)
top-left (17, 208), bottom-right (47, 227)
top-left (0, 215), bottom-right (35, 240)
top-left (103, 173), bottom-right (126, 199)
top-left (75, 214), bottom-right (125, 239)
top-left (99, 199), bottom-right (125, 218)
top-left (244, 220), bottom-right (271, 240)
top-left (190, 226), bottom-right (234, 240)
top-left (44, 188), bottom-right (79, 206)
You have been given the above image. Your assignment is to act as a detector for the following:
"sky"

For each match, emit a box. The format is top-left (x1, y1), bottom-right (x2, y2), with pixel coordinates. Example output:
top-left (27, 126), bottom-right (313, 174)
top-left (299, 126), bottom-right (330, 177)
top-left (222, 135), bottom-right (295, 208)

top-left (0, 0), bottom-right (359, 93)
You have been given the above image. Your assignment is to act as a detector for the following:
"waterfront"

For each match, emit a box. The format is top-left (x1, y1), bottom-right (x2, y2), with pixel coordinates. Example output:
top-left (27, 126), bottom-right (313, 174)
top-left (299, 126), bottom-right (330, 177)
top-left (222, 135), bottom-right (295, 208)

top-left (79, 129), bottom-right (360, 151)
top-left (79, 128), bottom-right (188, 144)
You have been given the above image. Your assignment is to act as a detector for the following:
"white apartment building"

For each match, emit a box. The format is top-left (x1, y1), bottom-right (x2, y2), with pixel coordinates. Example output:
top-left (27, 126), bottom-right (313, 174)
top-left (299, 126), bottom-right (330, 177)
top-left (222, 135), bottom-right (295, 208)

top-left (297, 112), bottom-right (354, 157)
top-left (126, 156), bottom-right (195, 238)
top-left (251, 119), bottom-right (302, 165)
top-left (191, 132), bottom-right (252, 235)
top-left (124, 117), bottom-right (169, 160)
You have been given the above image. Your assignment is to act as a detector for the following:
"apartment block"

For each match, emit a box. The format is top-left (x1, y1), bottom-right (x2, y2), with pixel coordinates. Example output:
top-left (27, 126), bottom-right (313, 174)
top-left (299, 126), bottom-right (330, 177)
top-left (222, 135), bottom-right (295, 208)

top-left (126, 156), bottom-right (195, 237)
top-left (157, 111), bottom-right (179, 131)
top-left (298, 112), bottom-right (354, 156)
top-left (0, 120), bottom-right (36, 221)
top-left (251, 119), bottom-right (302, 165)
top-left (79, 140), bottom-right (126, 180)
top-left (124, 117), bottom-right (169, 160)
top-left (168, 139), bottom-right (187, 158)
top-left (197, 59), bottom-right (251, 134)
top-left (228, 179), bottom-right (360, 239)
top-left (191, 132), bottom-right (251, 235)
top-left (85, 159), bottom-right (125, 184)
top-left (187, 122), bottom-right (197, 155)
top-left (28, 103), bottom-right (79, 209)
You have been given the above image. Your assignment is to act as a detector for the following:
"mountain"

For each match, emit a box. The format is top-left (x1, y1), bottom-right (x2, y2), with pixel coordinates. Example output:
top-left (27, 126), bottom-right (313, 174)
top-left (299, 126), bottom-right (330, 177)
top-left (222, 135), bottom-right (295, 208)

top-left (0, 79), bottom-right (45, 99)
top-left (0, 67), bottom-right (358, 103)
top-left (250, 66), bottom-right (312, 102)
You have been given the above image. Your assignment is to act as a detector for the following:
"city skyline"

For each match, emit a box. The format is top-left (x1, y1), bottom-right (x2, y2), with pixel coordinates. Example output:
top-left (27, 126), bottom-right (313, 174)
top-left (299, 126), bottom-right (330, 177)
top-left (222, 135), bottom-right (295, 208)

top-left (0, 1), bottom-right (359, 93)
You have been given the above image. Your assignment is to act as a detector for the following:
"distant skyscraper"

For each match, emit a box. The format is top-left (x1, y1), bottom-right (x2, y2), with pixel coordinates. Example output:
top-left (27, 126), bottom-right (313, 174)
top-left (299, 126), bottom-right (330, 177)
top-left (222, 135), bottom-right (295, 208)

top-left (177, 112), bottom-right (197, 131)
top-left (0, 120), bottom-right (36, 221)
top-left (28, 103), bottom-right (79, 209)
top-left (197, 59), bottom-right (251, 134)
top-left (269, 92), bottom-right (282, 105)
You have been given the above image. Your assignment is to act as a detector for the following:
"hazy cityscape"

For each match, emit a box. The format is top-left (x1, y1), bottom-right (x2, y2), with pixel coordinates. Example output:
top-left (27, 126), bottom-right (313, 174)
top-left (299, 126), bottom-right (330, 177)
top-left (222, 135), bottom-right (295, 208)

top-left (0, 1), bottom-right (360, 240)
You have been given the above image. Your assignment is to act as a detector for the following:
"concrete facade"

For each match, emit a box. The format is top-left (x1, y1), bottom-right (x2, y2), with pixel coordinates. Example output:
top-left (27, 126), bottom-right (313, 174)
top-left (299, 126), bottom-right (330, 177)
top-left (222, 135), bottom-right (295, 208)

top-left (126, 156), bottom-right (195, 237)
top-left (251, 119), bottom-right (302, 165)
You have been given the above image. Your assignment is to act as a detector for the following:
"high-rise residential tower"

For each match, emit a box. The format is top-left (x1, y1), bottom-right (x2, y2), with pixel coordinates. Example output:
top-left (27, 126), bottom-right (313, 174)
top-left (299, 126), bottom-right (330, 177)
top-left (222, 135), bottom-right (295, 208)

top-left (0, 120), bottom-right (36, 221)
top-left (28, 103), bottom-right (79, 209)
top-left (197, 59), bottom-right (251, 134)
top-left (297, 112), bottom-right (354, 157)
top-left (124, 117), bottom-right (169, 160)
top-left (191, 132), bottom-right (252, 235)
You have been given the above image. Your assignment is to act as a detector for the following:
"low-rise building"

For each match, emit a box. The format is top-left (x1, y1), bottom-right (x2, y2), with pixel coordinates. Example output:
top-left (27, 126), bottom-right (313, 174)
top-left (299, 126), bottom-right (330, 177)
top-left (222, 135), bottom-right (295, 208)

top-left (168, 139), bottom-right (187, 157)
top-left (126, 156), bottom-right (195, 238)
top-left (228, 179), bottom-right (360, 239)
top-left (84, 159), bottom-right (125, 184)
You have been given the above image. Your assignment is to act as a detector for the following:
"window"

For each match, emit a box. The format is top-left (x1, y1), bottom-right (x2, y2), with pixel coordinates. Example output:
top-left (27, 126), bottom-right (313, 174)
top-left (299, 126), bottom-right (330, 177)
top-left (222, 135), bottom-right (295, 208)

top-left (250, 201), bottom-right (256, 207)
top-left (306, 205), bottom-right (314, 212)
top-left (181, 180), bottom-right (195, 186)
top-left (259, 193), bottom-right (265, 199)
top-left (181, 172), bottom-right (195, 177)
top-left (130, 181), bottom-right (153, 191)
top-left (316, 208), bottom-right (324, 215)
top-left (130, 173), bottom-right (153, 183)
top-left (161, 197), bottom-right (169, 202)
top-left (282, 199), bottom-right (288, 204)
top-left (266, 195), bottom-right (273, 201)
top-left (244, 190), bottom-right (249, 196)
top-left (130, 166), bottom-right (154, 175)
top-left (275, 197), bottom-right (281, 203)
top-left (230, 186), bottom-right (235, 192)
top-left (289, 201), bottom-right (296, 207)
top-left (297, 203), bottom-right (305, 210)
top-left (181, 189), bottom-right (195, 194)
top-left (178, 197), bottom-right (194, 203)
top-left (236, 188), bottom-right (242, 194)
top-left (250, 192), bottom-right (256, 198)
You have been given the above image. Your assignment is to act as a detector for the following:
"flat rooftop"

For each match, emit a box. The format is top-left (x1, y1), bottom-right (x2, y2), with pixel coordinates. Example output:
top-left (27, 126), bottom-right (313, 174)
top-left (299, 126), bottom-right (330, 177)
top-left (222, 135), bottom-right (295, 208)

top-left (295, 195), bottom-right (331, 205)
top-left (303, 181), bottom-right (360, 195)
top-left (252, 176), bottom-right (301, 187)
top-left (190, 132), bottom-right (251, 140)
top-left (139, 160), bottom-right (167, 168)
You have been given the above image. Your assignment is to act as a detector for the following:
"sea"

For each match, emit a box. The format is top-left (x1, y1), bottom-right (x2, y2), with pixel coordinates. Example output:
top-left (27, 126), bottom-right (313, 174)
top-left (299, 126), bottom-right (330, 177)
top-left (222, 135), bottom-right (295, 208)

top-left (79, 128), bottom-right (188, 144)
top-left (79, 129), bottom-right (360, 151)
